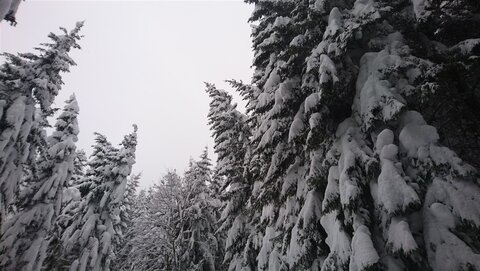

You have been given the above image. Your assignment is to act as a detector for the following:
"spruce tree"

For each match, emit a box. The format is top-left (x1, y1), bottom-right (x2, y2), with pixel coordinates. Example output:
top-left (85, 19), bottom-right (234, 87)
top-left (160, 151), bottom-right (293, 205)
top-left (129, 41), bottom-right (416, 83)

top-left (176, 149), bottom-right (222, 271)
top-left (0, 22), bottom-right (83, 231)
top-left (71, 150), bottom-right (87, 187)
top-left (0, 94), bottom-right (80, 270)
top-left (229, 0), bottom-right (480, 270)
top-left (115, 171), bottom-right (183, 271)
top-left (61, 126), bottom-right (138, 271)
top-left (205, 83), bottom-right (249, 190)
top-left (205, 83), bottom-right (252, 270)
top-left (117, 188), bottom-right (152, 271)
top-left (111, 173), bottom-right (140, 270)
top-left (118, 173), bottom-right (141, 239)
top-left (150, 171), bottom-right (183, 270)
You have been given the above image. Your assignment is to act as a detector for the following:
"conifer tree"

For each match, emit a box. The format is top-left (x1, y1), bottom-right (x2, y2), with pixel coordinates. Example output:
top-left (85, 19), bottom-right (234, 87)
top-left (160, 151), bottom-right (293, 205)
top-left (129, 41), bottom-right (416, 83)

top-left (0, 94), bottom-right (80, 270)
top-left (229, 0), bottom-right (480, 270)
top-left (111, 173), bottom-right (140, 270)
top-left (115, 171), bottom-right (183, 271)
top-left (71, 150), bottom-right (87, 187)
top-left (112, 188), bottom-right (150, 271)
top-left (114, 188), bottom-right (151, 271)
top-left (205, 83), bottom-right (249, 190)
top-left (48, 135), bottom-right (116, 270)
top-left (45, 146), bottom-right (86, 270)
top-left (176, 149), bottom-right (222, 271)
top-left (205, 83), bottom-right (252, 270)
top-left (61, 126), bottom-right (138, 271)
top-left (0, 22), bottom-right (83, 230)
top-left (156, 171), bottom-right (183, 270)
top-left (118, 173), bottom-right (141, 238)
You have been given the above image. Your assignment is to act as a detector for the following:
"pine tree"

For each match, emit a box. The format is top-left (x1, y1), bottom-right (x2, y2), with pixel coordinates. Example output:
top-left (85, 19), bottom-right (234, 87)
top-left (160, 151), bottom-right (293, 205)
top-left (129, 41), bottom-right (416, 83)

top-left (71, 150), bottom-right (87, 187)
top-left (210, 167), bottom-right (224, 198)
top-left (49, 134), bottom-right (116, 270)
top-left (118, 173), bottom-right (141, 238)
top-left (205, 83), bottom-right (249, 190)
top-left (176, 149), bottom-right (222, 271)
top-left (111, 173), bottom-right (140, 270)
top-left (405, 0), bottom-right (480, 169)
top-left (0, 22), bottom-right (83, 231)
top-left (236, 1), bottom-right (341, 269)
top-left (115, 171), bottom-right (183, 271)
top-left (61, 126), bottom-right (138, 271)
top-left (47, 151), bottom-right (87, 271)
top-left (154, 171), bottom-right (183, 270)
top-left (112, 188), bottom-right (150, 271)
top-left (205, 82), bottom-right (251, 270)
top-left (120, 188), bottom-right (152, 270)
top-left (0, 94), bottom-right (80, 270)
top-left (229, 0), bottom-right (480, 270)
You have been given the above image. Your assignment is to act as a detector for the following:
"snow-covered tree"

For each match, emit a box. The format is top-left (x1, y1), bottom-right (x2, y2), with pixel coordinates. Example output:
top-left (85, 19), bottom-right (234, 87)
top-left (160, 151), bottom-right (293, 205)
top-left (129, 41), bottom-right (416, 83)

top-left (225, 0), bottom-right (480, 270)
top-left (205, 83), bottom-right (249, 184)
top-left (46, 135), bottom-right (117, 270)
top-left (404, 0), bottom-right (480, 170)
top-left (153, 171), bottom-right (184, 270)
top-left (61, 126), bottom-right (138, 271)
top-left (110, 173), bottom-right (140, 270)
top-left (114, 171), bottom-right (183, 271)
top-left (235, 2), bottom-right (336, 269)
top-left (71, 150), bottom-right (87, 186)
top-left (0, 94), bottom-right (80, 270)
top-left (205, 82), bottom-right (252, 270)
top-left (176, 149), bottom-right (223, 271)
top-left (0, 22), bottom-right (83, 231)
top-left (118, 173), bottom-right (141, 238)
top-left (77, 134), bottom-right (117, 201)
top-left (111, 188), bottom-right (151, 271)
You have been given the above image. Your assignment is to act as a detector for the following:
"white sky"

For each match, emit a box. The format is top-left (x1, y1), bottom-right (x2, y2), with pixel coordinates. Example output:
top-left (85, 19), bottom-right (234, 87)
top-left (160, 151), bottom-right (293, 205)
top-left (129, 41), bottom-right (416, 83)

top-left (0, 0), bottom-right (254, 188)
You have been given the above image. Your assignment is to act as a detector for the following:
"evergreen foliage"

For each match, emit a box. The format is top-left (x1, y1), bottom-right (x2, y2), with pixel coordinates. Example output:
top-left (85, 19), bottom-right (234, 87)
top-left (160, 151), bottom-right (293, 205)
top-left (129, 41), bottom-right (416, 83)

top-left (61, 126), bottom-right (138, 271)
top-left (176, 149), bottom-right (223, 271)
top-left (111, 173), bottom-right (141, 271)
top-left (0, 94), bottom-right (79, 271)
top-left (205, 82), bottom-right (252, 270)
top-left (219, 0), bottom-right (480, 270)
top-left (1, 1), bottom-right (479, 270)
top-left (130, 171), bottom-right (184, 270)
top-left (0, 22), bottom-right (83, 231)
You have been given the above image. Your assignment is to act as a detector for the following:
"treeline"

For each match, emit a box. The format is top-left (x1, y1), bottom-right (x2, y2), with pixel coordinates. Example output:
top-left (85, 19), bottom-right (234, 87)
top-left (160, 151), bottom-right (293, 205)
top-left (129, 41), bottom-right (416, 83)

top-left (114, 150), bottom-right (223, 270)
top-left (112, 83), bottom-right (251, 270)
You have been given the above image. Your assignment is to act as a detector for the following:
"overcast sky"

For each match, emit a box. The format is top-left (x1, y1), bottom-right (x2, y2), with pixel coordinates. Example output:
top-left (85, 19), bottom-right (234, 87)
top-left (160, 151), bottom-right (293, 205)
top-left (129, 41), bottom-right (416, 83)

top-left (0, 0), bottom-right (254, 188)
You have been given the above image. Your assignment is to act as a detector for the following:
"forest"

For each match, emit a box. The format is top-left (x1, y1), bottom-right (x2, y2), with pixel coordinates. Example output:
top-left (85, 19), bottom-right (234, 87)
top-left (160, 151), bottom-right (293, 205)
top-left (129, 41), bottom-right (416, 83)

top-left (0, 0), bottom-right (479, 270)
